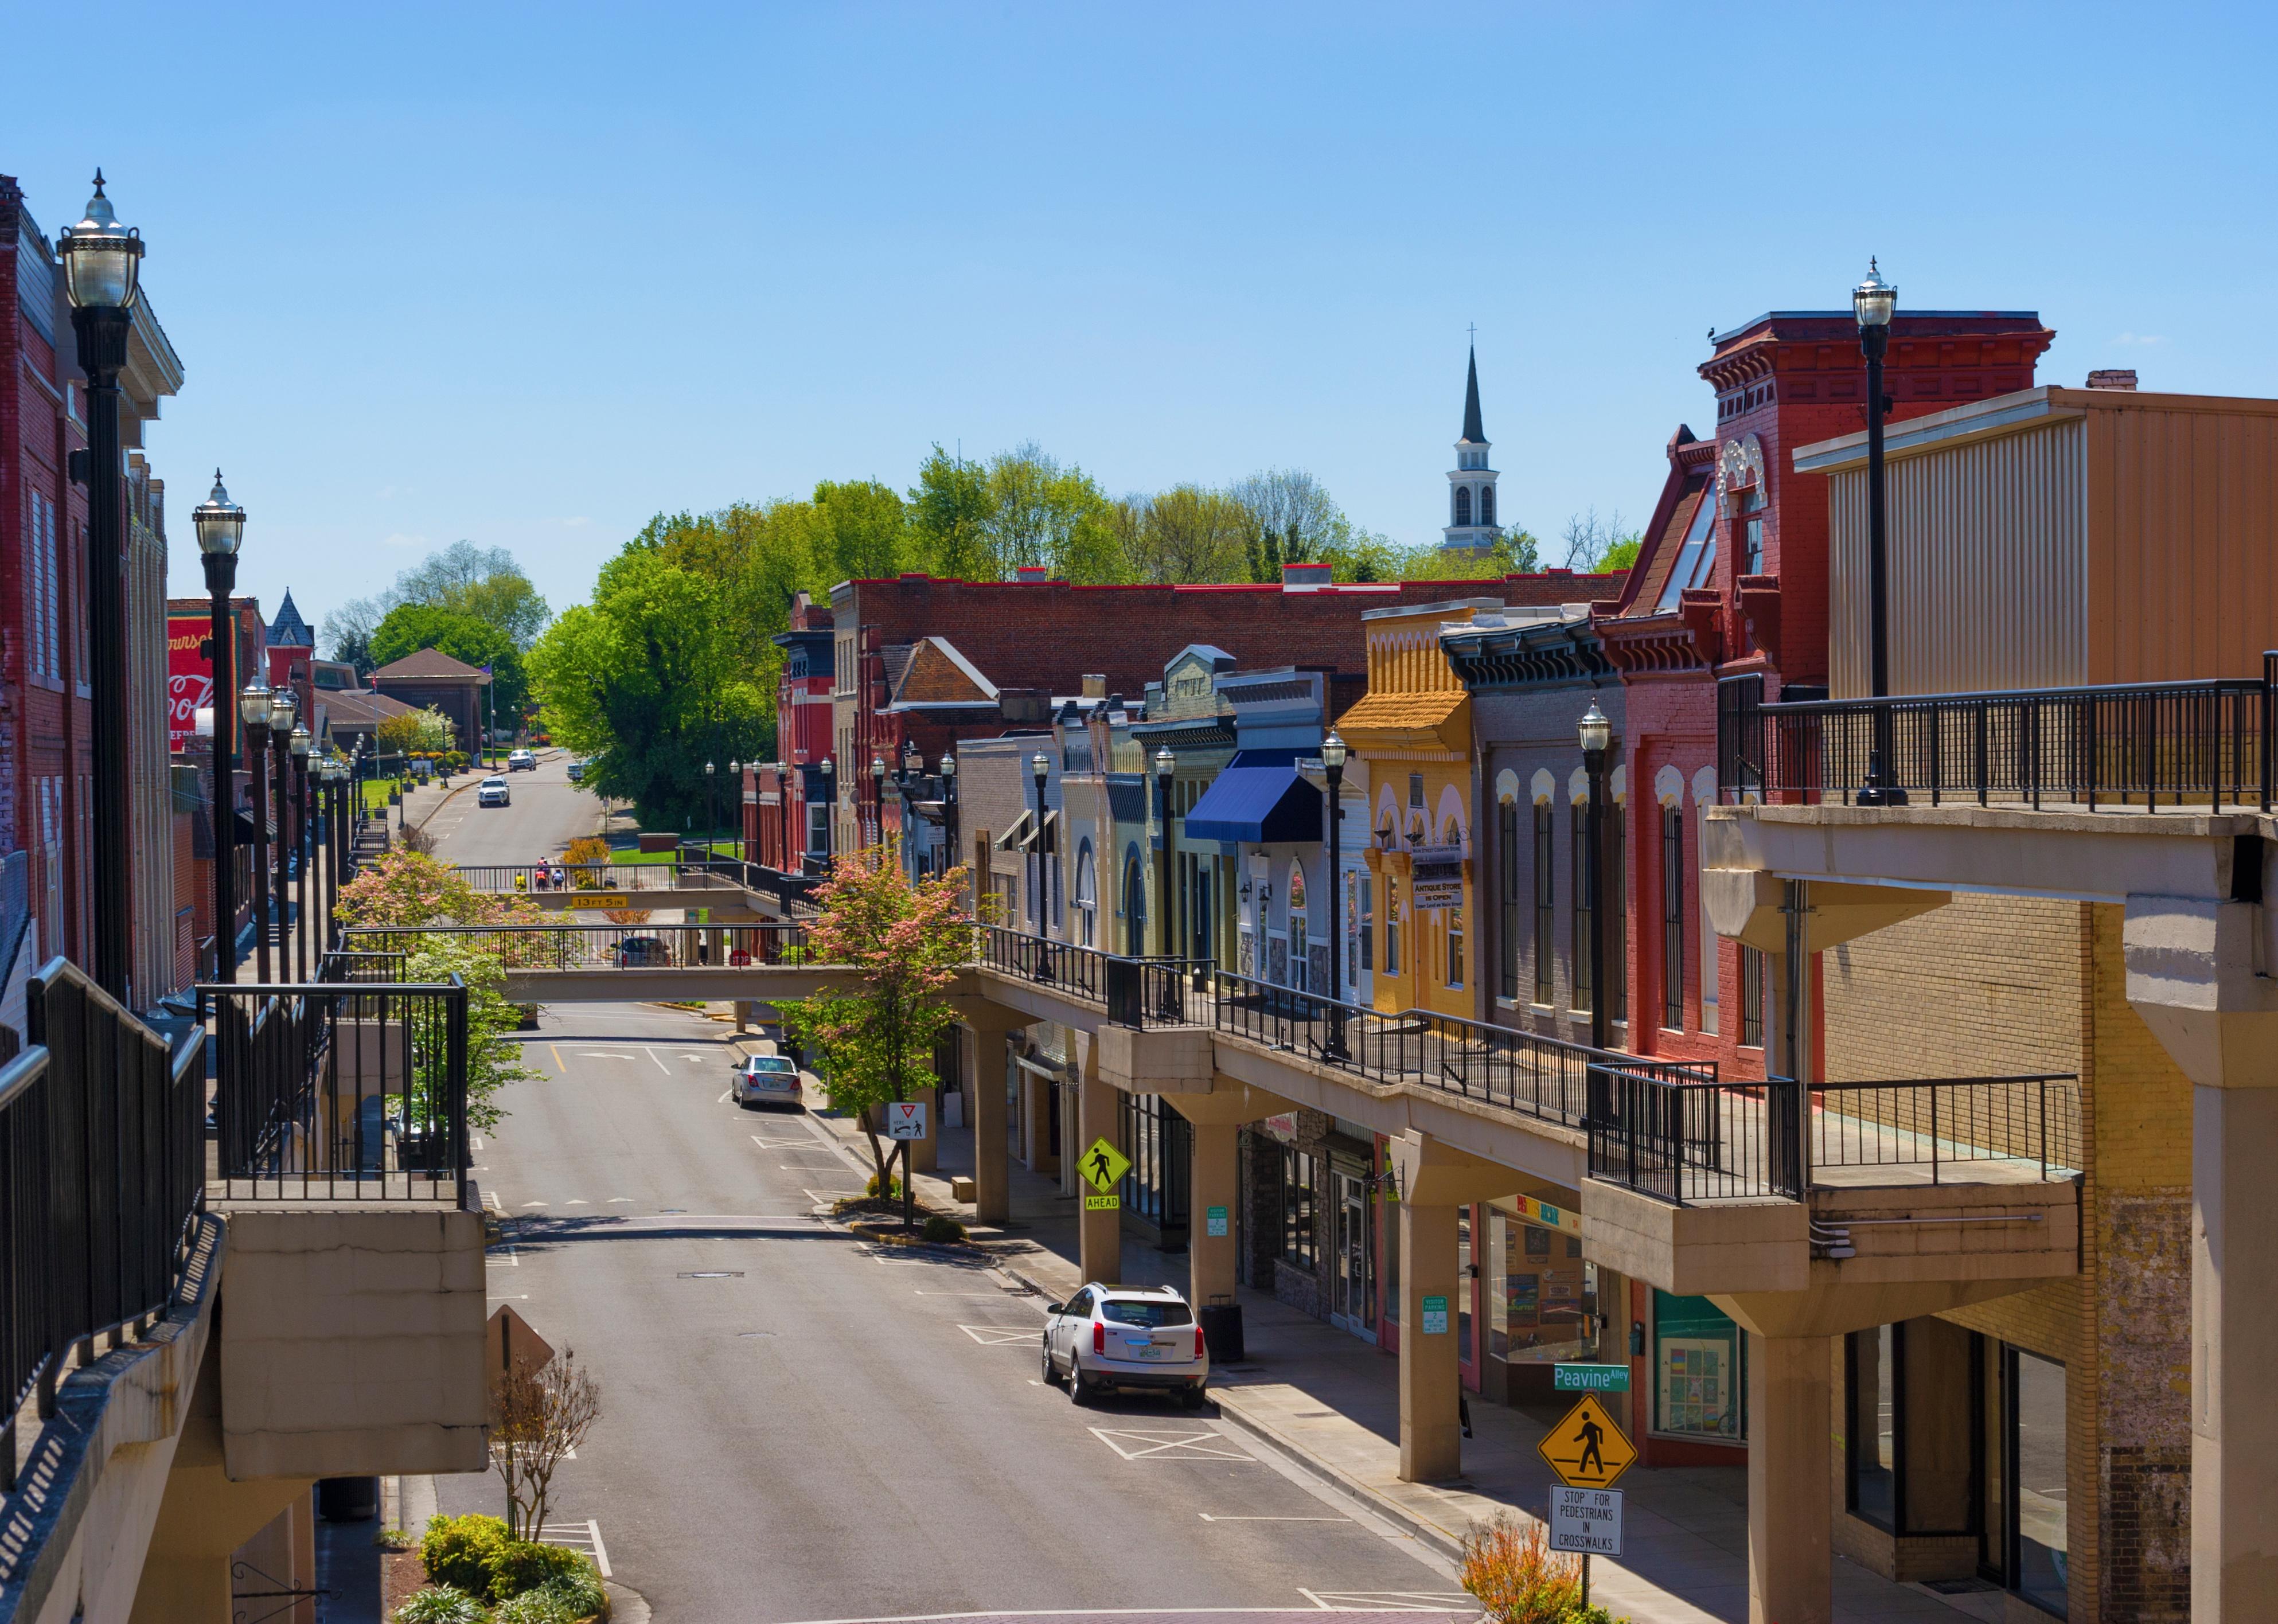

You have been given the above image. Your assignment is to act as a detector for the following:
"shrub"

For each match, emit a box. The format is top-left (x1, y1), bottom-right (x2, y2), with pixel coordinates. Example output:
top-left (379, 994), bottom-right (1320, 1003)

top-left (492, 1588), bottom-right (573, 1624)
top-left (394, 1583), bottom-right (490, 1623)
top-left (543, 1567), bottom-right (607, 1617)
top-left (420, 1513), bottom-right (508, 1594)
top-left (486, 1539), bottom-right (596, 1603)
top-left (1460, 1514), bottom-right (1626, 1624)
top-left (865, 1172), bottom-right (903, 1200)
top-left (922, 1215), bottom-right (966, 1243)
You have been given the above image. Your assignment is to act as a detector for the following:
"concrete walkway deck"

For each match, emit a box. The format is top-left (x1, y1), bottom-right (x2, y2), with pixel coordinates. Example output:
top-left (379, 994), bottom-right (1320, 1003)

top-left (745, 1024), bottom-right (2003, 1624)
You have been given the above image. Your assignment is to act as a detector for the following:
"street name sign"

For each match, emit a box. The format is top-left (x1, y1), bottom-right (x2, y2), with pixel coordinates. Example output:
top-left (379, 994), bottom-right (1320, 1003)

top-left (1548, 1487), bottom-right (1624, 1556)
top-left (1080, 1137), bottom-right (1131, 1193)
top-left (1554, 1363), bottom-right (1631, 1393)
top-left (1536, 1393), bottom-right (1636, 1489)
top-left (885, 1102), bottom-right (929, 1141)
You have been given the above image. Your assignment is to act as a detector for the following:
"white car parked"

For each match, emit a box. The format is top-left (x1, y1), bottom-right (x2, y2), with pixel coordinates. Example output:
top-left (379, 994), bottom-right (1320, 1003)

top-left (477, 776), bottom-right (511, 807)
top-left (1042, 1284), bottom-right (1208, 1408)
top-left (731, 1053), bottom-right (802, 1110)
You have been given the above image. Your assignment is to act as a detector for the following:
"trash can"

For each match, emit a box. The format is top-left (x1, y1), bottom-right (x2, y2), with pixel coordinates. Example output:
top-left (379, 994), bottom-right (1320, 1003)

top-left (317, 1475), bottom-right (380, 1522)
top-left (1200, 1297), bottom-right (1244, 1364)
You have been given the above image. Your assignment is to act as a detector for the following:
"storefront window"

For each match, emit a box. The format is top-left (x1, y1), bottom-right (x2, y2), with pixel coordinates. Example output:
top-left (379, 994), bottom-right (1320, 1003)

top-left (1489, 1212), bottom-right (1598, 1363)
top-left (1280, 1147), bottom-right (1317, 1270)
top-left (1457, 1206), bottom-right (1475, 1364)
top-left (1848, 1324), bottom-right (1897, 1528)
top-left (1653, 1291), bottom-right (1743, 1440)
top-left (2013, 1351), bottom-right (2069, 1617)
top-left (1382, 1188), bottom-right (1399, 1325)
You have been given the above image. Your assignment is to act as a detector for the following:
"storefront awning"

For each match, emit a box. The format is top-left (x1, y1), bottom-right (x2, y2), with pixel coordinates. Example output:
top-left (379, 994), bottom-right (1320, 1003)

top-left (1183, 753), bottom-right (1321, 845)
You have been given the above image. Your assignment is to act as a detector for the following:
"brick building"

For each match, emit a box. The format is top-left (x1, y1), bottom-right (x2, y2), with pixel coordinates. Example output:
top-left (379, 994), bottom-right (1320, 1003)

top-left (2, 173), bottom-right (185, 1022)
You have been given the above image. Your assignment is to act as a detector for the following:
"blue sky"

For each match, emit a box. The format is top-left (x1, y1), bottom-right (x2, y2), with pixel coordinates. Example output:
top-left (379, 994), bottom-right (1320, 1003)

top-left (9, 2), bottom-right (2275, 631)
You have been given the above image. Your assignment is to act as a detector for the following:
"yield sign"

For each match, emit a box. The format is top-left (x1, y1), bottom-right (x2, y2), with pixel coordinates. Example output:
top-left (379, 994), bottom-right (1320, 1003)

top-left (1537, 1393), bottom-right (1636, 1489)
top-left (885, 1101), bottom-right (929, 1141)
top-left (1079, 1137), bottom-right (1131, 1194)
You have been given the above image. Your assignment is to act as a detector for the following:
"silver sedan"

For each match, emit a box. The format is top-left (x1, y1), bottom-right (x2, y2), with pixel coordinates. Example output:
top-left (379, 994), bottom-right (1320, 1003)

top-left (731, 1054), bottom-right (803, 1110)
top-left (1042, 1284), bottom-right (1208, 1409)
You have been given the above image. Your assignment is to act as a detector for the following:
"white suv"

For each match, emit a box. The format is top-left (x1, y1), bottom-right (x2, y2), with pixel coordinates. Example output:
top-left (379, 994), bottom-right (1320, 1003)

top-left (507, 749), bottom-right (536, 771)
top-left (477, 777), bottom-right (511, 807)
top-left (1042, 1285), bottom-right (1208, 1408)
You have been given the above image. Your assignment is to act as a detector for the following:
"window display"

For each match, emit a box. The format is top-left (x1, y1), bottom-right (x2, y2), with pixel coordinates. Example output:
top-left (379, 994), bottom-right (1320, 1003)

top-left (1488, 1211), bottom-right (1597, 1363)
top-left (1653, 1291), bottom-right (1743, 1440)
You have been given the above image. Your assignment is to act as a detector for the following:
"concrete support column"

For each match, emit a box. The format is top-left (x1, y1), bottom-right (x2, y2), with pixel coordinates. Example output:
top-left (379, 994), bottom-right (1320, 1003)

top-left (1745, 1330), bottom-right (1834, 1624)
top-left (1188, 1116), bottom-right (1239, 1311)
top-left (962, 1018), bottom-right (1019, 1225)
top-left (2193, 1082), bottom-right (2278, 1622)
top-left (911, 1084), bottom-right (941, 1174)
top-left (1076, 1054), bottom-right (1122, 1287)
top-left (1397, 1199), bottom-right (1461, 1482)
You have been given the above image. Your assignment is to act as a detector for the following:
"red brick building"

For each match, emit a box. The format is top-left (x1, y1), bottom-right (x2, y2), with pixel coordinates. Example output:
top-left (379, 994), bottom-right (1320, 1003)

top-left (814, 563), bottom-right (1624, 865)
top-left (747, 591), bottom-right (835, 874)
top-left (1599, 309), bottom-right (2057, 1080)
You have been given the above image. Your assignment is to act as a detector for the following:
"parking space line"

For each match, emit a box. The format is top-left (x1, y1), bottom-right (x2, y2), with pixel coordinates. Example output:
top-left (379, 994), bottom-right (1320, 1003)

top-left (1087, 1427), bottom-right (1252, 1462)
top-left (956, 1325), bottom-right (1037, 1346)
top-left (549, 1045), bottom-right (565, 1073)
top-left (641, 1048), bottom-right (672, 1075)
top-left (1296, 1592), bottom-right (1477, 1612)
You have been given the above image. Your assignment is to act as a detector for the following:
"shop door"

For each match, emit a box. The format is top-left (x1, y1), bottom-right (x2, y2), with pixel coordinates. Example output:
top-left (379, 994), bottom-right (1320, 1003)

top-left (1332, 1174), bottom-right (1375, 1341)
top-left (1458, 1204), bottom-right (1481, 1391)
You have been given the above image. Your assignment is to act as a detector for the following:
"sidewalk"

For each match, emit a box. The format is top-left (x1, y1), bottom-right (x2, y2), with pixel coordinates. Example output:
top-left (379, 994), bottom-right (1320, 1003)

top-left (756, 1030), bottom-right (1994, 1624)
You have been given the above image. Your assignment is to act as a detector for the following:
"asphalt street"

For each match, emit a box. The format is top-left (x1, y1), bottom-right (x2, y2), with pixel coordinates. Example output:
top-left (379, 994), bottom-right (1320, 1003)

top-left (418, 750), bottom-right (602, 867)
top-left (435, 995), bottom-right (1472, 1623)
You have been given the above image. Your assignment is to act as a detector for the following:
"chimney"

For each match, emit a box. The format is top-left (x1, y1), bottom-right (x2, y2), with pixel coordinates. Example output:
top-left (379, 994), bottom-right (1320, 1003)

top-left (2086, 369), bottom-right (2139, 391)
top-left (1015, 565), bottom-right (1051, 584)
top-left (1281, 561), bottom-right (1333, 589)
top-left (1082, 674), bottom-right (1106, 699)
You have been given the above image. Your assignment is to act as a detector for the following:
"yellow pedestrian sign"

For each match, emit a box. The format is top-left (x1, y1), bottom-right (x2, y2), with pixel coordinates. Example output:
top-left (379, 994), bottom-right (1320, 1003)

top-left (1080, 1137), bottom-right (1130, 1194)
top-left (1537, 1393), bottom-right (1635, 1490)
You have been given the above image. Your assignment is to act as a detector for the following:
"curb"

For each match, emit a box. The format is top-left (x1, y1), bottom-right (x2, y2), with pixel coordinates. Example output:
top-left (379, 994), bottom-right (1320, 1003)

top-left (1205, 1388), bottom-right (1472, 1564)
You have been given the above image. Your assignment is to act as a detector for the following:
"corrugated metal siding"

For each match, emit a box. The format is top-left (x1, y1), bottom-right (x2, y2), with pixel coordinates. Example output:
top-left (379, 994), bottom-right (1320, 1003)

top-left (1828, 419), bottom-right (2088, 698)
top-left (2089, 403), bottom-right (2278, 685)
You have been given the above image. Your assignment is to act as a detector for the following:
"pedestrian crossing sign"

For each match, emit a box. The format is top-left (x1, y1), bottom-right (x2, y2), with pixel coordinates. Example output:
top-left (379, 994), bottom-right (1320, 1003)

top-left (1537, 1393), bottom-right (1635, 1489)
top-left (1080, 1137), bottom-right (1131, 1194)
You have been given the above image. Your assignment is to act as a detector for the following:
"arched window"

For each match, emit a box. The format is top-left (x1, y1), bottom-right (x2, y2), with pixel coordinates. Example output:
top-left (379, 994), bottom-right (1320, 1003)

top-left (1075, 839), bottom-right (1097, 948)
top-left (1454, 486), bottom-right (1472, 528)
top-left (1123, 848), bottom-right (1146, 955)
top-left (1479, 484), bottom-right (1495, 526)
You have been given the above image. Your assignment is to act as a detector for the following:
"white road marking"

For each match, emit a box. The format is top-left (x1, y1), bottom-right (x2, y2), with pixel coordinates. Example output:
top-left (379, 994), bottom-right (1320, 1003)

top-left (577, 1052), bottom-right (634, 1059)
top-left (1296, 1593), bottom-right (1477, 1613)
top-left (957, 1325), bottom-right (1038, 1346)
top-left (487, 1247), bottom-right (518, 1267)
top-left (641, 1048), bottom-right (672, 1075)
top-left (521, 1200), bottom-right (548, 1207)
top-left (1089, 1427), bottom-right (1251, 1462)
top-left (1198, 1514), bottom-right (1345, 1522)
top-left (719, 1090), bottom-right (734, 1103)
top-left (470, 1135), bottom-right (486, 1151)
top-left (565, 1199), bottom-right (590, 1205)
top-left (606, 1196), bottom-right (633, 1203)
top-left (752, 1136), bottom-right (814, 1149)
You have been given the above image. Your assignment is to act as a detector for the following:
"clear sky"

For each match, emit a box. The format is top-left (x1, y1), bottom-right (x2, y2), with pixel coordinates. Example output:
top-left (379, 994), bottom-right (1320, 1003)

top-left (9, 2), bottom-right (2275, 633)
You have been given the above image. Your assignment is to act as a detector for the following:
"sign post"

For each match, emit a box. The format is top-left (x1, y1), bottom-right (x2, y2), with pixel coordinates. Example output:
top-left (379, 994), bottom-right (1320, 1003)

top-left (886, 1102), bottom-right (929, 1232)
top-left (1536, 1391), bottom-right (1637, 1605)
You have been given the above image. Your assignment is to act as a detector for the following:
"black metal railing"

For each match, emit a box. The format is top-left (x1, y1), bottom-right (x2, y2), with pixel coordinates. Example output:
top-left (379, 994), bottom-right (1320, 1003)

top-left (1813, 1075), bottom-right (2081, 1184)
top-left (448, 861), bottom-right (746, 895)
top-left (200, 979), bottom-right (470, 1201)
top-left (342, 921), bottom-right (813, 971)
top-left (1587, 1068), bottom-right (2084, 1207)
top-left (1105, 955), bottom-right (1211, 1028)
top-left (3, 959), bottom-right (205, 1490)
top-left (321, 950), bottom-right (410, 985)
top-left (1722, 658), bottom-right (2278, 811)
top-left (978, 924), bottom-right (1113, 1002)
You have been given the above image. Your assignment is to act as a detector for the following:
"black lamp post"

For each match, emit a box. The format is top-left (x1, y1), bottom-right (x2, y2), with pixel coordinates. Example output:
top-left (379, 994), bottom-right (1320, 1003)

top-left (1320, 732), bottom-right (1349, 1059)
top-left (1852, 257), bottom-right (1906, 806)
top-left (193, 473), bottom-right (245, 974)
top-left (1029, 751), bottom-right (1050, 946)
top-left (241, 681), bottom-right (274, 983)
top-left (290, 725), bottom-right (312, 982)
top-left (1579, 699), bottom-right (1612, 1052)
top-left (818, 756), bottom-right (834, 869)
top-left (268, 687), bottom-right (297, 981)
top-left (58, 173), bottom-right (143, 1001)
top-left (1153, 745), bottom-right (1176, 959)
top-left (703, 760), bottom-right (717, 865)
top-left (871, 755), bottom-right (888, 851)
top-left (727, 760), bottom-right (742, 869)
top-left (938, 751), bottom-right (959, 884)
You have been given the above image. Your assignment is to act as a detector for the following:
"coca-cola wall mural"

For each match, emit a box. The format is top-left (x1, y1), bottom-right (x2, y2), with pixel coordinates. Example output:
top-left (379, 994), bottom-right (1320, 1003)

top-left (166, 616), bottom-right (214, 753)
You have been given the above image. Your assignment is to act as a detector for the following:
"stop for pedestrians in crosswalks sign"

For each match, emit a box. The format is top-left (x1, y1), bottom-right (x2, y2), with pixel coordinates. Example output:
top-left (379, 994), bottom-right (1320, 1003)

top-left (885, 1102), bottom-right (928, 1141)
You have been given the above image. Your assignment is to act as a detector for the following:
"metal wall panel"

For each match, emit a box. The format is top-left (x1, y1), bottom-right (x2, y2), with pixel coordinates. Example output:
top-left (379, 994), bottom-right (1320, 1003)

top-left (1828, 419), bottom-right (2087, 698)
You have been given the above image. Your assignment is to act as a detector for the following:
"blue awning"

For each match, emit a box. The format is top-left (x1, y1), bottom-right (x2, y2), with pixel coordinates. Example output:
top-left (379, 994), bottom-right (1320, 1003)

top-left (1183, 752), bottom-right (1321, 845)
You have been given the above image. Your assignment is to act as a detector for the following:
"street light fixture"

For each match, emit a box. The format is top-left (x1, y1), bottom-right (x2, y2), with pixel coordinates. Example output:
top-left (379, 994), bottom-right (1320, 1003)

top-left (1029, 751), bottom-right (1050, 951)
top-left (728, 761), bottom-right (742, 866)
top-left (1578, 700), bottom-right (1612, 1052)
top-left (938, 751), bottom-right (959, 885)
top-left (1852, 257), bottom-right (1906, 806)
top-left (193, 471), bottom-right (245, 974)
top-left (289, 725), bottom-right (311, 981)
top-left (58, 172), bottom-right (144, 1001)
top-left (818, 756), bottom-right (834, 869)
top-left (1153, 745), bottom-right (1176, 959)
top-left (872, 755), bottom-right (888, 849)
top-left (1320, 732), bottom-right (1349, 1060)
top-left (240, 680), bottom-right (275, 983)
top-left (267, 687), bottom-right (297, 982)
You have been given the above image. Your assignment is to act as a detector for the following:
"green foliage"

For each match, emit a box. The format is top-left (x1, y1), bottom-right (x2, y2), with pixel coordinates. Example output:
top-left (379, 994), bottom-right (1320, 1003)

top-left (908, 445), bottom-right (995, 581)
top-left (420, 1513), bottom-right (509, 1595)
top-left (484, 1539), bottom-right (596, 1603)
top-left (1597, 535), bottom-right (1641, 573)
top-left (371, 604), bottom-right (529, 720)
top-left (922, 1214), bottom-right (966, 1243)
top-left (393, 1584), bottom-right (490, 1624)
top-left (537, 1566), bottom-right (607, 1617)
top-left (813, 478), bottom-right (910, 583)
top-left (1460, 1514), bottom-right (1629, 1624)
top-left (864, 1172), bottom-right (904, 1200)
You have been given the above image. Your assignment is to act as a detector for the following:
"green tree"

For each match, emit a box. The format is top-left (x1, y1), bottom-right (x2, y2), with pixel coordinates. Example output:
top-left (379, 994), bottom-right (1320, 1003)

top-left (812, 479), bottom-right (910, 583)
top-left (771, 840), bottom-right (973, 1200)
top-left (1126, 485), bottom-right (1247, 583)
top-left (525, 547), bottom-right (769, 828)
top-left (369, 604), bottom-right (529, 721)
top-left (908, 446), bottom-right (994, 580)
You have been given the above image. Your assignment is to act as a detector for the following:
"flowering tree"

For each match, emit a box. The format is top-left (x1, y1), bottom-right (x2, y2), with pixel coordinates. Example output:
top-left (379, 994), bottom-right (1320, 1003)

top-left (773, 838), bottom-right (972, 1196)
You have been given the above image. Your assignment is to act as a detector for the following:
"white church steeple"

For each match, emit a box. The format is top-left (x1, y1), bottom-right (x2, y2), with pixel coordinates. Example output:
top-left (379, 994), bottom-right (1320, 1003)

top-left (1442, 345), bottom-right (1502, 552)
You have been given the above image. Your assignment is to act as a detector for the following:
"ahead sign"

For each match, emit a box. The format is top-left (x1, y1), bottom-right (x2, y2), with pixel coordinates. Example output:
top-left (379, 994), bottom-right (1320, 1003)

top-left (884, 1102), bottom-right (929, 1141)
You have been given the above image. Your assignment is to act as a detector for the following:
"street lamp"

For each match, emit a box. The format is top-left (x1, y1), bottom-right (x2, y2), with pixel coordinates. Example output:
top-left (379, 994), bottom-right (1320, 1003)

top-left (193, 472), bottom-right (245, 974)
top-left (58, 173), bottom-right (144, 1001)
top-left (818, 756), bottom-right (834, 869)
top-left (871, 755), bottom-right (888, 849)
top-left (1029, 751), bottom-right (1050, 950)
top-left (268, 688), bottom-right (297, 981)
top-left (1153, 745), bottom-right (1176, 959)
top-left (240, 680), bottom-right (275, 983)
top-left (1852, 257), bottom-right (1906, 806)
top-left (728, 760), bottom-right (742, 866)
top-left (1579, 699), bottom-right (1613, 1051)
top-left (703, 760), bottom-right (717, 865)
top-left (938, 752), bottom-right (959, 886)
top-left (1320, 732), bottom-right (1349, 1060)
top-left (290, 725), bottom-right (312, 981)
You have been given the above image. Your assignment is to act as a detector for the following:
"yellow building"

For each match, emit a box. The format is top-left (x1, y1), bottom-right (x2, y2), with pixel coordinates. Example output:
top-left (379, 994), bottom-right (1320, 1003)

top-left (1335, 599), bottom-right (1501, 1020)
